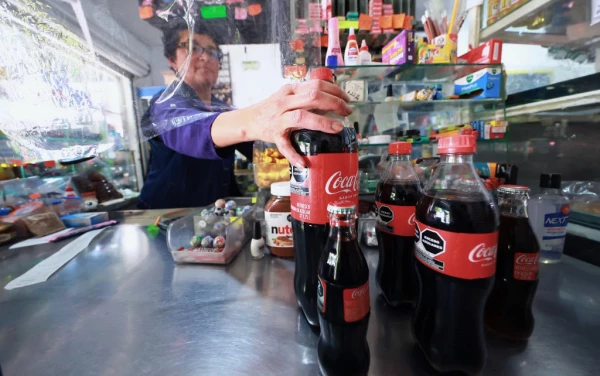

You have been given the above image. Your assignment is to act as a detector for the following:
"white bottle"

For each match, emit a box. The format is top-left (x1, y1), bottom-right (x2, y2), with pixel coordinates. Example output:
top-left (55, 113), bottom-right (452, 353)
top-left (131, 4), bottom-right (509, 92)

top-left (344, 28), bottom-right (359, 66)
top-left (358, 40), bottom-right (371, 65)
top-left (325, 17), bottom-right (344, 67)
top-left (528, 173), bottom-right (570, 264)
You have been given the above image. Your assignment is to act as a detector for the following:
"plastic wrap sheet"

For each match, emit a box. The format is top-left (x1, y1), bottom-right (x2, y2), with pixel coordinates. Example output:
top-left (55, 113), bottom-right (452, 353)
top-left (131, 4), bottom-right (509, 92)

top-left (0, 0), bottom-right (310, 162)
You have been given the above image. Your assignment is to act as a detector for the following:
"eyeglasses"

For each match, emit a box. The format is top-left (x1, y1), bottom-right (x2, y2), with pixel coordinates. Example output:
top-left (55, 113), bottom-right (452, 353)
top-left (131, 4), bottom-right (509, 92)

top-left (177, 42), bottom-right (223, 62)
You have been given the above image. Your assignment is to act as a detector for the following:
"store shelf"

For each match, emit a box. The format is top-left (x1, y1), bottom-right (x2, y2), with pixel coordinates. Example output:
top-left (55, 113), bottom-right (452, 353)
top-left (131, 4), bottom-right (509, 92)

top-left (334, 63), bottom-right (504, 84)
top-left (480, 0), bottom-right (600, 48)
top-left (350, 98), bottom-right (504, 112)
top-left (358, 137), bottom-right (507, 149)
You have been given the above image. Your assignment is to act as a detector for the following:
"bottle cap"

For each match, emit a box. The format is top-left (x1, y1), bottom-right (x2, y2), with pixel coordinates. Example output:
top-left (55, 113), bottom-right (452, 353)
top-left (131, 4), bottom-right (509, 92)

top-left (540, 173), bottom-right (561, 189)
top-left (252, 221), bottom-right (262, 240)
top-left (271, 181), bottom-right (290, 197)
top-left (437, 135), bottom-right (477, 154)
top-left (348, 27), bottom-right (356, 40)
top-left (360, 40), bottom-right (368, 51)
top-left (386, 84), bottom-right (393, 98)
top-left (498, 185), bottom-right (530, 194)
top-left (327, 200), bottom-right (356, 215)
top-left (388, 142), bottom-right (412, 155)
top-left (310, 67), bottom-right (334, 81)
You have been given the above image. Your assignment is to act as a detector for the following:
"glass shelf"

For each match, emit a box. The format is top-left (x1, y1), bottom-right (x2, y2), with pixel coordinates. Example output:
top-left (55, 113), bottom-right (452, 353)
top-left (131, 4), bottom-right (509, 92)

top-left (358, 138), bottom-right (507, 149)
top-left (333, 63), bottom-right (504, 84)
top-left (350, 98), bottom-right (504, 113)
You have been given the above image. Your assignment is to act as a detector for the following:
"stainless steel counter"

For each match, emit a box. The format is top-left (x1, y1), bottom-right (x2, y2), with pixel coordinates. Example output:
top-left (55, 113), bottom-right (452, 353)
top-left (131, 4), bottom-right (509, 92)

top-left (0, 224), bottom-right (599, 375)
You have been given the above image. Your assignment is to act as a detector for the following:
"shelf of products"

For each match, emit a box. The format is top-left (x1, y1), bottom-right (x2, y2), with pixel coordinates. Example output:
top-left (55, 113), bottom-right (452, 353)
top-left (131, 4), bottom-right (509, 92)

top-left (481, 0), bottom-right (600, 49)
top-left (334, 63), bottom-right (504, 83)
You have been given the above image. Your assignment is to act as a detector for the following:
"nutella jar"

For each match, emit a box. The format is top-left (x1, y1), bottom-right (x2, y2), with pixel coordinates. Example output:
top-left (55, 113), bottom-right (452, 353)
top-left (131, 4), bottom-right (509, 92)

top-left (265, 181), bottom-right (294, 258)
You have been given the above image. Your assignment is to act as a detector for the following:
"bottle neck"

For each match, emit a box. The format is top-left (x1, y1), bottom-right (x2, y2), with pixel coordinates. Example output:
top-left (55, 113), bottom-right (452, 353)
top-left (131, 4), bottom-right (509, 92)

top-left (499, 193), bottom-right (529, 218)
top-left (540, 187), bottom-right (560, 194)
top-left (329, 216), bottom-right (357, 240)
top-left (439, 154), bottom-right (473, 164)
top-left (389, 154), bottom-right (411, 162)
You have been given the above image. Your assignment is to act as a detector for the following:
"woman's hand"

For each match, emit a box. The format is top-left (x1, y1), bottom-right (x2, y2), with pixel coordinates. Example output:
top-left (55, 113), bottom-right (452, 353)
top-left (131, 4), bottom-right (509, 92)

top-left (245, 80), bottom-right (352, 169)
top-left (208, 80), bottom-right (350, 170)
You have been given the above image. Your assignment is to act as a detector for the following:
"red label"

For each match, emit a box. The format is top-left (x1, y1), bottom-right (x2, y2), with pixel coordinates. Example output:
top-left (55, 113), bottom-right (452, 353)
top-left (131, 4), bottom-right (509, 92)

top-left (414, 220), bottom-right (499, 280)
top-left (375, 202), bottom-right (416, 236)
top-left (513, 253), bottom-right (539, 281)
top-left (343, 281), bottom-right (370, 323)
top-left (290, 153), bottom-right (359, 224)
top-left (317, 276), bottom-right (327, 313)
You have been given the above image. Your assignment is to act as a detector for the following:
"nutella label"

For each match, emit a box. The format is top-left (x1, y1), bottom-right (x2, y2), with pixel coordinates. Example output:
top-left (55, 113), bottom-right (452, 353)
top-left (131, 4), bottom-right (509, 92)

top-left (265, 212), bottom-right (293, 248)
top-left (375, 202), bottom-right (416, 237)
top-left (343, 281), bottom-right (370, 323)
top-left (414, 220), bottom-right (499, 280)
top-left (290, 153), bottom-right (359, 224)
top-left (513, 253), bottom-right (539, 281)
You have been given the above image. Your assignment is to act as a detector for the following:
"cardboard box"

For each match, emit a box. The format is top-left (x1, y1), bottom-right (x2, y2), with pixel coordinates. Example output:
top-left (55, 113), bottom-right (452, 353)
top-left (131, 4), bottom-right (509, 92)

top-left (418, 34), bottom-right (457, 64)
top-left (454, 67), bottom-right (502, 99)
top-left (458, 39), bottom-right (503, 64)
top-left (382, 30), bottom-right (415, 65)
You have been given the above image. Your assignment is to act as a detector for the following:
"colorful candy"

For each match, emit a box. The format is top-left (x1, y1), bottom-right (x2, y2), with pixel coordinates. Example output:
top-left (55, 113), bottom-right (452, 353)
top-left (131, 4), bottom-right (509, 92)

top-left (190, 235), bottom-right (203, 247)
top-left (201, 236), bottom-right (214, 247)
top-left (213, 236), bottom-right (225, 248)
top-left (225, 200), bottom-right (236, 211)
top-left (215, 199), bottom-right (226, 208)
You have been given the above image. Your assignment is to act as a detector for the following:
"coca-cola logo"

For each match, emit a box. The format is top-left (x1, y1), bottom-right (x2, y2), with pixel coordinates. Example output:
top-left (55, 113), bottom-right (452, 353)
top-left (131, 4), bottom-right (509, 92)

top-left (291, 165), bottom-right (308, 183)
top-left (351, 283), bottom-right (369, 299)
top-left (469, 243), bottom-right (498, 263)
top-left (408, 213), bottom-right (416, 226)
top-left (325, 171), bottom-right (359, 195)
top-left (516, 253), bottom-right (539, 265)
top-left (378, 206), bottom-right (394, 223)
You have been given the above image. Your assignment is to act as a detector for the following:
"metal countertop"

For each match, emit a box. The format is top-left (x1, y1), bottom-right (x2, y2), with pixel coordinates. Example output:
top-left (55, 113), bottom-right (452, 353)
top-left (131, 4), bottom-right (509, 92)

top-left (0, 224), bottom-right (599, 375)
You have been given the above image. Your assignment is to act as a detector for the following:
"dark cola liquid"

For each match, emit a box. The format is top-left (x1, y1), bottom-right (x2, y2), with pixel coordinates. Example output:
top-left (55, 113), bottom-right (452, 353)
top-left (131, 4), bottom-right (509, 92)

top-left (291, 127), bottom-right (357, 327)
top-left (485, 215), bottom-right (539, 341)
top-left (317, 224), bottom-right (370, 376)
top-left (414, 191), bottom-right (497, 375)
top-left (375, 180), bottom-right (421, 306)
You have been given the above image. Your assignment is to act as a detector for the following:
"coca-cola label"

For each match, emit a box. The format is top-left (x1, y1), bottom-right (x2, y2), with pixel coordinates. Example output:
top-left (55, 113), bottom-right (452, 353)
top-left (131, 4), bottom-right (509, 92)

top-left (290, 153), bottom-right (359, 224)
top-left (317, 276), bottom-right (327, 313)
top-left (513, 252), bottom-right (539, 281)
top-left (343, 281), bottom-right (370, 323)
top-left (375, 202), bottom-right (416, 237)
top-left (414, 220), bottom-right (499, 279)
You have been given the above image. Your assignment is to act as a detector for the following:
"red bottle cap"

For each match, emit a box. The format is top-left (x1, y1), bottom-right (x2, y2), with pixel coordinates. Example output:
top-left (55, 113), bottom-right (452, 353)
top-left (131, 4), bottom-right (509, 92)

top-left (388, 142), bottom-right (412, 155)
top-left (310, 67), bottom-right (334, 82)
top-left (437, 135), bottom-right (477, 154)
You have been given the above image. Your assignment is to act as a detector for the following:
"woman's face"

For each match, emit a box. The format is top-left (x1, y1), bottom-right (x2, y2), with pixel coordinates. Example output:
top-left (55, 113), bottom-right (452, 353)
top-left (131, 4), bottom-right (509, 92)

top-left (169, 30), bottom-right (220, 90)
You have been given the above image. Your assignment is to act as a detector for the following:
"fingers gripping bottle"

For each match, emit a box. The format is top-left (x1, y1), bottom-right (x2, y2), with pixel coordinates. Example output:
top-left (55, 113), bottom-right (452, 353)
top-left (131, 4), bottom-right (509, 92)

top-left (375, 142), bottom-right (422, 306)
top-left (317, 201), bottom-right (370, 376)
top-left (413, 135), bottom-right (500, 375)
top-left (485, 185), bottom-right (540, 341)
top-left (291, 67), bottom-right (359, 327)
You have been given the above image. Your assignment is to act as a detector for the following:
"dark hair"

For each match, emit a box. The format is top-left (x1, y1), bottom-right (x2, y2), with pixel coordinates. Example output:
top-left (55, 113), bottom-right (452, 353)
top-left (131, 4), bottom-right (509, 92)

top-left (162, 18), bottom-right (222, 62)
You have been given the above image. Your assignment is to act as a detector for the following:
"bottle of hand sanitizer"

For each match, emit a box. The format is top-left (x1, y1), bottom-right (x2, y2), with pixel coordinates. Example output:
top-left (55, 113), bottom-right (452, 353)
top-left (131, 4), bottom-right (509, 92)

top-left (528, 173), bottom-right (570, 263)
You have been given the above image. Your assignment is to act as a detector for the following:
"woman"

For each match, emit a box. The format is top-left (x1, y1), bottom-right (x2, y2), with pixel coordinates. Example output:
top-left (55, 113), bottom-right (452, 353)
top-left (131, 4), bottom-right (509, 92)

top-left (138, 20), bottom-right (351, 209)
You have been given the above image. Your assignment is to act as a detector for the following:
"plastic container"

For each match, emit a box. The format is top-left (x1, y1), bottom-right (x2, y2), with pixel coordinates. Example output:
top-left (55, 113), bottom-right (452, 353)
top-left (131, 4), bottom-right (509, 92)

top-left (167, 197), bottom-right (256, 264)
top-left (253, 141), bottom-right (290, 189)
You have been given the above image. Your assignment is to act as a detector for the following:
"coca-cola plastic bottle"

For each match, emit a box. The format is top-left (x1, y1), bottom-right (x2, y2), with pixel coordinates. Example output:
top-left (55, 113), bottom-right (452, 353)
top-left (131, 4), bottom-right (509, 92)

top-left (413, 135), bottom-right (499, 375)
top-left (291, 67), bottom-right (359, 327)
top-left (485, 185), bottom-right (539, 341)
top-left (317, 201), bottom-right (370, 376)
top-left (375, 142), bottom-right (421, 306)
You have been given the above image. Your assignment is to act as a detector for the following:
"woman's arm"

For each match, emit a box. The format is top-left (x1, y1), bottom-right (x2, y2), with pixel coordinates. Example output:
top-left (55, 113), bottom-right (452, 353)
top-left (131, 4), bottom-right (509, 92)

top-left (211, 80), bottom-right (352, 169)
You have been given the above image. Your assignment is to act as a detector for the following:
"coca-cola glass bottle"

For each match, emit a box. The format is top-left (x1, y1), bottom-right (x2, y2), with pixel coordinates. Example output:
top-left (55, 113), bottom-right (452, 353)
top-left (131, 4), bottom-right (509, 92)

top-left (414, 135), bottom-right (499, 375)
top-left (317, 201), bottom-right (370, 376)
top-left (485, 185), bottom-right (540, 341)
